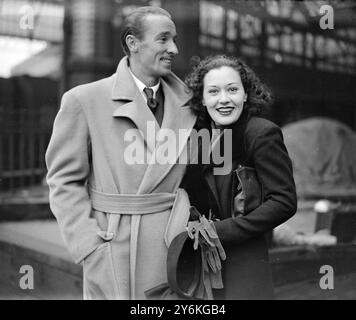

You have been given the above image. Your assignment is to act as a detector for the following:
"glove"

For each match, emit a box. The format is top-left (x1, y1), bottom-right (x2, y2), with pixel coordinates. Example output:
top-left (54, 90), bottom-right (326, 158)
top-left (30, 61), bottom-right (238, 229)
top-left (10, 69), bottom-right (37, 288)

top-left (186, 207), bottom-right (226, 273)
top-left (186, 220), bottom-right (215, 250)
top-left (200, 215), bottom-right (226, 262)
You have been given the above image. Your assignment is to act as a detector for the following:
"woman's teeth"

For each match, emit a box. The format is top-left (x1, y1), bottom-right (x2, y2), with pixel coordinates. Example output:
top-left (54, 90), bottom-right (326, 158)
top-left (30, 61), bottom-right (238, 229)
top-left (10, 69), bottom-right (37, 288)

top-left (217, 107), bottom-right (234, 115)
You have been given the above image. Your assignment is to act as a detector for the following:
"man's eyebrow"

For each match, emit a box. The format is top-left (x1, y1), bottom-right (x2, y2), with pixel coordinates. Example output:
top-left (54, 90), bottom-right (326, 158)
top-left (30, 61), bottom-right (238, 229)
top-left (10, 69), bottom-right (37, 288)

top-left (155, 32), bottom-right (177, 39)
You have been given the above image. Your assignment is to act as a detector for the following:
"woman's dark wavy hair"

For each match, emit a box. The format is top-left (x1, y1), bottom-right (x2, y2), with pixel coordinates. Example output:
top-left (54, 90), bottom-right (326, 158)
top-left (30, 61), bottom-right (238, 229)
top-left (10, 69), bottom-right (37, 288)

top-left (185, 55), bottom-right (273, 128)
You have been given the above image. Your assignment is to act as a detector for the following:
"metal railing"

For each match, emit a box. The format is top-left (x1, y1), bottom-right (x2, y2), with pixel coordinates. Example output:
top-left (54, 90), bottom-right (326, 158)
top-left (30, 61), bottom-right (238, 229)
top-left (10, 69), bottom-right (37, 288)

top-left (0, 77), bottom-right (58, 192)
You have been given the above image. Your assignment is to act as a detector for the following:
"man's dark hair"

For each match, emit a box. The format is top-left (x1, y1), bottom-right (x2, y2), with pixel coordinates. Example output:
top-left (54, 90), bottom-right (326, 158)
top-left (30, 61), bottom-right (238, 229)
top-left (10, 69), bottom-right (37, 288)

top-left (120, 6), bottom-right (172, 56)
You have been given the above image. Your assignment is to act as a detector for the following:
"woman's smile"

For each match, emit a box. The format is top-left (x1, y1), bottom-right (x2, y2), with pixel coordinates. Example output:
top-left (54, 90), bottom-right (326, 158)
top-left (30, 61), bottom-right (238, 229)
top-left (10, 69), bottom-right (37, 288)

top-left (216, 106), bottom-right (235, 115)
top-left (203, 66), bottom-right (247, 127)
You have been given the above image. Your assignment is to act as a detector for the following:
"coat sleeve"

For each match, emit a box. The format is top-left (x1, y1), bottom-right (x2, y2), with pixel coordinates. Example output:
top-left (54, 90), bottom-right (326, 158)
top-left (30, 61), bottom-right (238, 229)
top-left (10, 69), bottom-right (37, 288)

top-left (213, 124), bottom-right (297, 245)
top-left (45, 92), bottom-right (103, 264)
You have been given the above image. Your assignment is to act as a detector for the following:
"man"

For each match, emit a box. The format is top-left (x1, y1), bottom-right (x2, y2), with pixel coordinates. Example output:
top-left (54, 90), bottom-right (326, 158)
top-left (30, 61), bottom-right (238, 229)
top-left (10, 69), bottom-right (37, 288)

top-left (46, 6), bottom-right (196, 299)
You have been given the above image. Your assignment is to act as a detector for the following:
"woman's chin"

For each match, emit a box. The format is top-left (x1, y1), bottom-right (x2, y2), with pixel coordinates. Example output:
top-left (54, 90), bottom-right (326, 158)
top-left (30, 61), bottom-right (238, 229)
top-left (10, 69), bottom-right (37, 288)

top-left (210, 109), bottom-right (243, 127)
top-left (213, 116), bottom-right (238, 127)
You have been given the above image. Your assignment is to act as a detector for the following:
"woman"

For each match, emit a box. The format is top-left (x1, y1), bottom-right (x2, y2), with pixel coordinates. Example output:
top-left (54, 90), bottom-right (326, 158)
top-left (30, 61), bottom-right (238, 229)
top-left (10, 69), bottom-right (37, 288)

top-left (182, 55), bottom-right (297, 299)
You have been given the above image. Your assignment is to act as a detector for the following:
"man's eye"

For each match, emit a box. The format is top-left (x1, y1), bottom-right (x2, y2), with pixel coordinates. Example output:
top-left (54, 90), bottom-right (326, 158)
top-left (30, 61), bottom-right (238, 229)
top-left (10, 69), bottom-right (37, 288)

top-left (158, 37), bottom-right (167, 42)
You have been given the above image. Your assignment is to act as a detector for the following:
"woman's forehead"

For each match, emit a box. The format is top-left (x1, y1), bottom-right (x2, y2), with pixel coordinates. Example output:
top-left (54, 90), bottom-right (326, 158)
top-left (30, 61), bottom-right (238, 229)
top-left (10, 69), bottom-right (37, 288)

top-left (204, 66), bottom-right (242, 85)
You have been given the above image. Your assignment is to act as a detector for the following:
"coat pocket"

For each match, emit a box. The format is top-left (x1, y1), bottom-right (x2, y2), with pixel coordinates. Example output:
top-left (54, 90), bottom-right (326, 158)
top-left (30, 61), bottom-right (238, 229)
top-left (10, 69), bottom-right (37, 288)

top-left (83, 242), bottom-right (120, 300)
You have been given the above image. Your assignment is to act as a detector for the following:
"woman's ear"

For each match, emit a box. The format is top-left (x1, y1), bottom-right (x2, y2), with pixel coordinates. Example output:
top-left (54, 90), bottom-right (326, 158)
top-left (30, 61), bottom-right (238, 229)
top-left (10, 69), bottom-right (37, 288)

top-left (243, 94), bottom-right (247, 102)
top-left (126, 35), bottom-right (138, 53)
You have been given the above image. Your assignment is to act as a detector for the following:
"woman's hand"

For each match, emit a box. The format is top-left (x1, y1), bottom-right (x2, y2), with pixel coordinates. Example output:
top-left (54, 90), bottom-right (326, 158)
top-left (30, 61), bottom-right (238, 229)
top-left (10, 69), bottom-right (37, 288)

top-left (187, 207), bottom-right (226, 273)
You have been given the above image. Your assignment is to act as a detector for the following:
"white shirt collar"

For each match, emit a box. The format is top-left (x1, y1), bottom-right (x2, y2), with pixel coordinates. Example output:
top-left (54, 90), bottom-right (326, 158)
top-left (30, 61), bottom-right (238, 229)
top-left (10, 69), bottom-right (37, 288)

top-left (128, 67), bottom-right (160, 100)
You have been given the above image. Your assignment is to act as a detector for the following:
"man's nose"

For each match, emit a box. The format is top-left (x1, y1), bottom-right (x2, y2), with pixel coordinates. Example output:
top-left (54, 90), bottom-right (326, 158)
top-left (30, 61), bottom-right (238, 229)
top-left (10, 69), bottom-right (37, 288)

top-left (167, 40), bottom-right (178, 55)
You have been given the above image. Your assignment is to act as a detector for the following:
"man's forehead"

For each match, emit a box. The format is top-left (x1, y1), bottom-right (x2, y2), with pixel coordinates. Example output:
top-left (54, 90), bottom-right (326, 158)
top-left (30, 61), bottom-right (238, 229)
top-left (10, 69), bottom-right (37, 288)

top-left (142, 13), bottom-right (176, 34)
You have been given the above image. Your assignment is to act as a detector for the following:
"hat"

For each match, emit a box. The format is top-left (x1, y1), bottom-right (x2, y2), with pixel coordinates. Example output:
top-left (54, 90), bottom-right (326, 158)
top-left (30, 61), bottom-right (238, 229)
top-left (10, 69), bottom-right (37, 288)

top-left (145, 231), bottom-right (216, 300)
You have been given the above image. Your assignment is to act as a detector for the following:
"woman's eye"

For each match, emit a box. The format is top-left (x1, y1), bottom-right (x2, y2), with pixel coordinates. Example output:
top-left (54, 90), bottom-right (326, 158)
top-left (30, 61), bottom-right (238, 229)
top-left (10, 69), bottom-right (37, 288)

top-left (158, 37), bottom-right (167, 42)
top-left (228, 87), bottom-right (238, 93)
top-left (208, 89), bottom-right (218, 95)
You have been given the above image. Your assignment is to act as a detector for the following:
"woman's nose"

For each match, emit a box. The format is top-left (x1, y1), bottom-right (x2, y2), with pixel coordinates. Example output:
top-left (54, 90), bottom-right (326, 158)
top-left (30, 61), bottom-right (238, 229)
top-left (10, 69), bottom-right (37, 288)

top-left (219, 90), bottom-right (229, 103)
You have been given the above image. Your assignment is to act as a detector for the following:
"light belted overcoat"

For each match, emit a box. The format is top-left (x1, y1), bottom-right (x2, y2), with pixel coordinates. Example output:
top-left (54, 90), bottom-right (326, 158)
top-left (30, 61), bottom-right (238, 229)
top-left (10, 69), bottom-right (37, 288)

top-left (46, 57), bottom-right (197, 299)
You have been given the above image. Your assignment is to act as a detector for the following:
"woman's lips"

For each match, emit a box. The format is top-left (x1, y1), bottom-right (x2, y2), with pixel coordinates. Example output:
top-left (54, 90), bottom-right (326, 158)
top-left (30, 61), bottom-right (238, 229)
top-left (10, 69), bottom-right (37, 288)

top-left (217, 107), bottom-right (234, 115)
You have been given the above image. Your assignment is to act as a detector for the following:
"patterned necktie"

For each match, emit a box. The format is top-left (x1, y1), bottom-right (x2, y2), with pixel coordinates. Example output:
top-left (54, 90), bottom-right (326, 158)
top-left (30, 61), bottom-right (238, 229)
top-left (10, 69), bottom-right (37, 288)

top-left (143, 87), bottom-right (158, 111)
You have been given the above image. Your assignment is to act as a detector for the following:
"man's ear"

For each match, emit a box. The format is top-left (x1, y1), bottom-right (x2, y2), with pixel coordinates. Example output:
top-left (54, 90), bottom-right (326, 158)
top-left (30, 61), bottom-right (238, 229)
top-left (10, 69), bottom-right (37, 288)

top-left (126, 35), bottom-right (139, 54)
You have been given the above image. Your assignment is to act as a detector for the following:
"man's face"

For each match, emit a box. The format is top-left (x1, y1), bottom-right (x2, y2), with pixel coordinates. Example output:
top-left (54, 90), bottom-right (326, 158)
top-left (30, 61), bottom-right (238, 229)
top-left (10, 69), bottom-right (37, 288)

top-left (130, 14), bottom-right (178, 85)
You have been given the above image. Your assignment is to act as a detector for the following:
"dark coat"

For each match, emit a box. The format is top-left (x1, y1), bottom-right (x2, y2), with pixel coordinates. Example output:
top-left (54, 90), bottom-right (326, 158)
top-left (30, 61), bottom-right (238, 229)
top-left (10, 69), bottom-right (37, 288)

top-left (182, 113), bottom-right (297, 299)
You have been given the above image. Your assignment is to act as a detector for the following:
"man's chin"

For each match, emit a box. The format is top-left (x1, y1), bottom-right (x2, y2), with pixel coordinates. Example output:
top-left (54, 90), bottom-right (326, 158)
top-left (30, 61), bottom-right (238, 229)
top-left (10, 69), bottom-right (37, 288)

top-left (158, 68), bottom-right (172, 77)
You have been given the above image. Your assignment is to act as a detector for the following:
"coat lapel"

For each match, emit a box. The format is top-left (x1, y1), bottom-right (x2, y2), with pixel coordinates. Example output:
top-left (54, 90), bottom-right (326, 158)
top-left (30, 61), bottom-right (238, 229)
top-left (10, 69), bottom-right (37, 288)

top-left (110, 56), bottom-right (197, 194)
top-left (203, 167), bottom-right (222, 214)
top-left (201, 113), bottom-right (250, 214)
top-left (201, 130), bottom-right (223, 214)
top-left (231, 112), bottom-right (249, 162)
top-left (137, 74), bottom-right (196, 194)
top-left (111, 57), bottom-right (159, 154)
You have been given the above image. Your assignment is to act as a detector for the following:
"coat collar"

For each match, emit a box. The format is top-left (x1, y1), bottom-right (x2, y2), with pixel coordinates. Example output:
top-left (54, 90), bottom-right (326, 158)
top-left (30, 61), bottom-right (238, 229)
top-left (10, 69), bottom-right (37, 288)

top-left (200, 112), bottom-right (250, 210)
top-left (111, 57), bottom-right (193, 147)
top-left (230, 111), bottom-right (250, 161)
top-left (111, 56), bottom-right (137, 101)
top-left (111, 56), bottom-right (197, 194)
top-left (111, 56), bottom-right (192, 106)
top-left (137, 76), bottom-right (196, 194)
top-left (201, 111), bottom-right (250, 173)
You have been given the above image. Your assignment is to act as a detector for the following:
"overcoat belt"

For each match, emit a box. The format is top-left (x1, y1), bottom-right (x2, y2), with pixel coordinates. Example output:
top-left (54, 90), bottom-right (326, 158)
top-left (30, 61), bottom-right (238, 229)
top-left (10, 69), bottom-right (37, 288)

top-left (45, 56), bottom-right (197, 300)
top-left (89, 188), bottom-right (189, 299)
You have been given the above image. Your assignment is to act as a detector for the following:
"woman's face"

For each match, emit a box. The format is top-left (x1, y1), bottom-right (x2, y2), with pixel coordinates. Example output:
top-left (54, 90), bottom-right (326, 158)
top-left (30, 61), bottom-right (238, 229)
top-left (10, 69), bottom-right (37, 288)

top-left (203, 66), bottom-right (247, 127)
